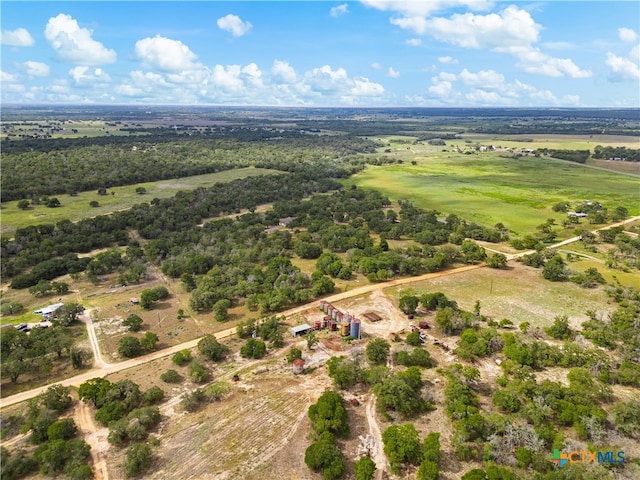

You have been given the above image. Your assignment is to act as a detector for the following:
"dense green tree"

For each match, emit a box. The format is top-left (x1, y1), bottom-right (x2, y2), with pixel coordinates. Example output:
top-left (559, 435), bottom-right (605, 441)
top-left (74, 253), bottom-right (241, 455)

top-left (486, 253), bottom-right (508, 269)
top-left (327, 356), bottom-right (362, 390)
top-left (47, 418), bottom-right (77, 441)
top-left (382, 423), bottom-right (423, 474)
top-left (124, 443), bottom-right (153, 478)
top-left (172, 349), bottom-right (192, 366)
top-left (213, 299), bottom-right (232, 322)
top-left (197, 335), bottom-right (229, 361)
top-left (118, 337), bottom-right (142, 358)
top-left (140, 331), bottom-right (159, 351)
top-left (366, 338), bottom-right (390, 365)
top-left (374, 371), bottom-right (430, 417)
top-left (287, 347), bottom-right (303, 363)
top-left (545, 315), bottom-right (574, 340)
top-left (304, 431), bottom-right (345, 480)
top-left (396, 348), bottom-right (433, 368)
top-left (188, 361), bottom-right (211, 383)
top-left (142, 386), bottom-right (165, 405)
top-left (461, 239), bottom-right (487, 263)
top-left (52, 302), bottom-right (85, 326)
top-left (240, 338), bottom-right (267, 359)
top-left (399, 294), bottom-right (419, 314)
top-left (354, 456), bottom-right (376, 480)
top-left (308, 391), bottom-right (350, 437)
top-left (41, 385), bottom-right (73, 413)
top-left (123, 314), bottom-right (143, 332)
top-left (542, 255), bottom-right (567, 281)
top-left (160, 369), bottom-right (182, 383)
top-left (406, 331), bottom-right (423, 346)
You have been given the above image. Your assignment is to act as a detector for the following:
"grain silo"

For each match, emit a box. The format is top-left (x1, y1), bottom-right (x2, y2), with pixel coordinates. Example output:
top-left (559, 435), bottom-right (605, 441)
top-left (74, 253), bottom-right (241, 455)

top-left (340, 322), bottom-right (350, 337)
top-left (350, 317), bottom-right (361, 339)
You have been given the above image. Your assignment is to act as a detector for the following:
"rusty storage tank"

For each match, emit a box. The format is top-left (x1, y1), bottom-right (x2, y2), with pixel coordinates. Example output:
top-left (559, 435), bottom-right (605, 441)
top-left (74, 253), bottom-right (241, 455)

top-left (419, 320), bottom-right (429, 329)
top-left (336, 311), bottom-right (344, 322)
top-left (350, 317), bottom-right (361, 339)
top-left (314, 319), bottom-right (322, 330)
top-left (322, 316), bottom-right (331, 328)
top-left (330, 308), bottom-right (337, 320)
top-left (292, 358), bottom-right (305, 374)
top-left (330, 319), bottom-right (338, 331)
top-left (340, 322), bottom-right (350, 337)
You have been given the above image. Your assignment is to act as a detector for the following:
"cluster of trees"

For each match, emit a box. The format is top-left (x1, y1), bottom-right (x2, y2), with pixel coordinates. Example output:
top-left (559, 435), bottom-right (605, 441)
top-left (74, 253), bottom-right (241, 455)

top-left (140, 285), bottom-right (169, 309)
top-left (78, 377), bottom-right (164, 477)
top-left (117, 332), bottom-right (159, 358)
top-left (517, 250), bottom-right (607, 287)
top-left (1, 323), bottom-right (89, 384)
top-left (304, 391), bottom-right (350, 480)
top-left (1, 129), bottom-right (376, 201)
top-left (381, 424), bottom-right (442, 479)
top-left (1, 386), bottom-right (93, 480)
top-left (592, 145), bottom-right (640, 162)
top-left (535, 148), bottom-right (590, 163)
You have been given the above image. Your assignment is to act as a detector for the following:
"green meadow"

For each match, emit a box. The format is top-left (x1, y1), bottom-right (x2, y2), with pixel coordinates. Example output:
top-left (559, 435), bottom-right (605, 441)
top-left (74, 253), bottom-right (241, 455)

top-left (350, 136), bottom-right (639, 237)
top-left (1, 167), bottom-right (283, 235)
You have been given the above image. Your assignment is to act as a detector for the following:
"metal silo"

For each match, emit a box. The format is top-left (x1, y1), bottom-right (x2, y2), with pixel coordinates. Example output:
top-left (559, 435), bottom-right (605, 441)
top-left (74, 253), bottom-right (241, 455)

top-left (350, 317), bottom-right (361, 339)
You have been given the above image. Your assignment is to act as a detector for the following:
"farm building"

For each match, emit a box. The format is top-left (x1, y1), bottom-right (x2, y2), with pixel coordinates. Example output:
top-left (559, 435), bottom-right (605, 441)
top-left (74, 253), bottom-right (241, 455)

top-left (290, 323), bottom-right (312, 337)
top-left (34, 302), bottom-right (64, 319)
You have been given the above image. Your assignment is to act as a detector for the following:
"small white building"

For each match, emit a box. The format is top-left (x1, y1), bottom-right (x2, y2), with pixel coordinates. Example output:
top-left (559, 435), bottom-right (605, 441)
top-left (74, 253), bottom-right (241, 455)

top-left (290, 323), bottom-right (312, 337)
top-left (35, 302), bottom-right (64, 319)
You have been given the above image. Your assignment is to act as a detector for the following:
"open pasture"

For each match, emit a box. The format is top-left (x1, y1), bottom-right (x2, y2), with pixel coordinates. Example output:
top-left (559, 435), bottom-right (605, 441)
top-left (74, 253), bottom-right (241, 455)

top-left (0, 167), bottom-right (283, 235)
top-left (351, 139), bottom-right (639, 236)
top-left (387, 262), bottom-right (613, 329)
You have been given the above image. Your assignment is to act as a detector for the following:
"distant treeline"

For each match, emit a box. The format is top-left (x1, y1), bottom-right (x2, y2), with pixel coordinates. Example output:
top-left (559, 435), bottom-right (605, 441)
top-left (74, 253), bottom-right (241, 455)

top-left (592, 145), bottom-right (640, 162)
top-left (1, 133), bottom-right (377, 202)
top-left (535, 148), bottom-right (591, 163)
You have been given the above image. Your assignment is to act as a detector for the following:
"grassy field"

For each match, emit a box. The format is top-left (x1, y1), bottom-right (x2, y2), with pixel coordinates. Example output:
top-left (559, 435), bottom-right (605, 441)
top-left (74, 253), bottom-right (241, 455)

top-left (349, 135), bottom-right (639, 237)
top-left (0, 167), bottom-right (283, 235)
top-left (385, 262), bottom-right (614, 329)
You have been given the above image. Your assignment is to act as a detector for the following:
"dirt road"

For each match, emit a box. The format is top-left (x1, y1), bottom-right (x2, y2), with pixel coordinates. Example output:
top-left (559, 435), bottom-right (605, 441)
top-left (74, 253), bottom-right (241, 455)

top-left (365, 394), bottom-right (388, 479)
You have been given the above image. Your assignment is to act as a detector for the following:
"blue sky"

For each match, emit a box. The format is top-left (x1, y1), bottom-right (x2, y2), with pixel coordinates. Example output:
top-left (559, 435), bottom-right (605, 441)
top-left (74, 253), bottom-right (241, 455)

top-left (1, 1), bottom-right (639, 107)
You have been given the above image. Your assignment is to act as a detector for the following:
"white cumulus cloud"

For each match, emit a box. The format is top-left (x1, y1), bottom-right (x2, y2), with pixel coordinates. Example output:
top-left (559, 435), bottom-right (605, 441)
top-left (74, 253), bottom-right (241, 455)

top-left (69, 66), bottom-right (111, 85)
top-left (458, 68), bottom-right (504, 89)
top-left (426, 67), bottom-right (580, 106)
top-left (369, 3), bottom-right (591, 79)
top-left (421, 6), bottom-right (541, 49)
top-left (1, 27), bottom-right (34, 46)
top-left (135, 36), bottom-right (199, 72)
top-left (350, 77), bottom-right (384, 96)
top-left (406, 38), bottom-right (422, 46)
top-left (618, 27), bottom-right (638, 43)
top-left (387, 67), bottom-right (400, 78)
top-left (271, 60), bottom-right (297, 83)
top-left (606, 52), bottom-right (640, 81)
top-left (330, 4), bottom-right (349, 18)
top-left (217, 14), bottom-right (252, 37)
top-left (438, 56), bottom-right (458, 64)
top-left (23, 61), bottom-right (50, 77)
top-left (305, 65), bottom-right (348, 92)
top-left (44, 14), bottom-right (116, 65)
